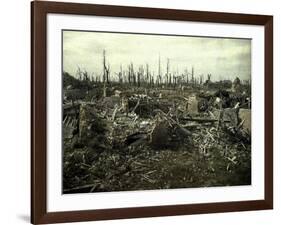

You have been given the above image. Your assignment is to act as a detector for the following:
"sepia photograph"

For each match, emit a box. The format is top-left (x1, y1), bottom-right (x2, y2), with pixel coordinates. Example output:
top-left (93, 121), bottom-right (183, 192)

top-left (62, 30), bottom-right (251, 194)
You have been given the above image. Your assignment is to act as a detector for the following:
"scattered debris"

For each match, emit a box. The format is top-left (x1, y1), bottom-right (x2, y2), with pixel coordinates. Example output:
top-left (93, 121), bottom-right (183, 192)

top-left (63, 72), bottom-right (251, 193)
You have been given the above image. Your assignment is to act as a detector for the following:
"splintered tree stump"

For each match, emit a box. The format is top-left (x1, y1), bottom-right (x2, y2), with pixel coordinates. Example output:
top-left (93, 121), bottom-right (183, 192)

top-left (150, 121), bottom-right (170, 149)
top-left (222, 108), bottom-right (239, 127)
top-left (239, 109), bottom-right (251, 133)
top-left (187, 96), bottom-right (199, 114)
top-left (79, 104), bottom-right (94, 138)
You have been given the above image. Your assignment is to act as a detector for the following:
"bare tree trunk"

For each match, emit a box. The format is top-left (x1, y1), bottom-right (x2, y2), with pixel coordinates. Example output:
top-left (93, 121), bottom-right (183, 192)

top-left (145, 63), bottom-right (149, 86)
top-left (103, 50), bottom-right (110, 84)
top-left (158, 54), bottom-right (161, 86)
top-left (166, 58), bottom-right (170, 86)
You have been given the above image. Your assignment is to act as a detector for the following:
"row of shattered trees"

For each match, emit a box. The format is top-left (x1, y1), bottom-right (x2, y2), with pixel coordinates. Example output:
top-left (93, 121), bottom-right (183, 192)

top-left (63, 71), bottom-right (251, 193)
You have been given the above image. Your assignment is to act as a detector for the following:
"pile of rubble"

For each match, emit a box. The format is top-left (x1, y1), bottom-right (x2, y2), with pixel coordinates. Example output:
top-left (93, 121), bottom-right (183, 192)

top-left (63, 88), bottom-right (251, 193)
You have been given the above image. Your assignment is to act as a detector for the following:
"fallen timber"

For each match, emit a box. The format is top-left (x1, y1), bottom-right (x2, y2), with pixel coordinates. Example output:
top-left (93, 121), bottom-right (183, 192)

top-left (181, 117), bottom-right (231, 123)
top-left (63, 84), bottom-right (251, 193)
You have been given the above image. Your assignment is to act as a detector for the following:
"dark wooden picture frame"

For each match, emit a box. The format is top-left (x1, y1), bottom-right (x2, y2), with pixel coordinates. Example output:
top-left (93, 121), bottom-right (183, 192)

top-left (31, 1), bottom-right (273, 224)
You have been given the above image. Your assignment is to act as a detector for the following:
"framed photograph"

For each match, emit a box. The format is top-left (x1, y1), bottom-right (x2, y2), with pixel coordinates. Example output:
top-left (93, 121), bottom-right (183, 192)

top-left (31, 1), bottom-right (273, 224)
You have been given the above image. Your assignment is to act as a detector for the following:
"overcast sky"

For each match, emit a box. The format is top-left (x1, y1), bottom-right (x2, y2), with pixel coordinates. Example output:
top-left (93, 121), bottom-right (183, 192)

top-left (63, 30), bottom-right (251, 82)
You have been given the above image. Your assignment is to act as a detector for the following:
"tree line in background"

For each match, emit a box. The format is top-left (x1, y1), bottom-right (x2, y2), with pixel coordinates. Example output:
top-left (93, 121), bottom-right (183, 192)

top-left (65, 49), bottom-right (250, 88)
